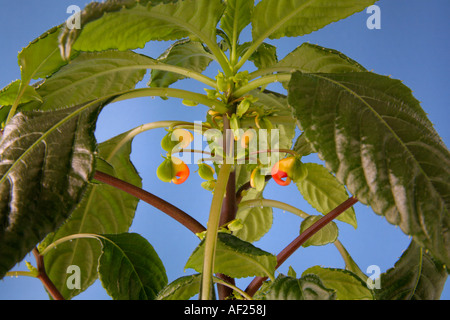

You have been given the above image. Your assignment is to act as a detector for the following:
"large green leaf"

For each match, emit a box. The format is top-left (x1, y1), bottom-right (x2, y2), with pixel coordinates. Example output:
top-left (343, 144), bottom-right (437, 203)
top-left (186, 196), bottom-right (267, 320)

top-left (156, 274), bottom-right (202, 300)
top-left (297, 162), bottom-right (357, 228)
top-left (30, 50), bottom-right (155, 111)
top-left (276, 42), bottom-right (366, 74)
top-left (0, 103), bottom-right (102, 279)
top-left (303, 266), bottom-right (373, 300)
top-left (252, 0), bottom-right (376, 42)
top-left (18, 25), bottom-right (71, 84)
top-left (300, 215), bottom-right (338, 247)
top-left (2, 25), bottom-right (73, 122)
top-left (220, 0), bottom-right (253, 44)
top-left (40, 130), bottom-right (142, 299)
top-left (0, 80), bottom-right (42, 106)
top-left (234, 188), bottom-right (273, 243)
top-left (98, 233), bottom-right (168, 300)
top-left (60, 0), bottom-right (226, 59)
top-left (185, 233), bottom-right (277, 279)
top-left (259, 274), bottom-right (336, 300)
top-left (149, 39), bottom-right (214, 88)
top-left (288, 71), bottom-right (450, 266)
top-left (376, 240), bottom-right (448, 300)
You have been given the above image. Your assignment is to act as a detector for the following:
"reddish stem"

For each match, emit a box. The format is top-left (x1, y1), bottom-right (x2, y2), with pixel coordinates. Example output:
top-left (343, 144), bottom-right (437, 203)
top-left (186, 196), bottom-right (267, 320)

top-left (245, 196), bottom-right (359, 297)
top-left (32, 248), bottom-right (65, 300)
top-left (94, 171), bottom-right (206, 234)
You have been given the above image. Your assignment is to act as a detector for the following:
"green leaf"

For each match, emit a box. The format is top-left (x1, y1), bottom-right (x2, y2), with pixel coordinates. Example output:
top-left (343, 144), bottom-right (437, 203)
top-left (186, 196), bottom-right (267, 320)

top-left (300, 215), bottom-right (338, 247)
top-left (30, 50), bottom-right (155, 111)
top-left (234, 188), bottom-right (273, 243)
top-left (0, 80), bottom-right (42, 106)
top-left (276, 42), bottom-right (367, 73)
top-left (18, 25), bottom-right (72, 83)
top-left (220, 0), bottom-right (253, 44)
top-left (98, 233), bottom-right (168, 300)
top-left (157, 274), bottom-right (202, 300)
top-left (296, 163), bottom-right (357, 228)
top-left (251, 89), bottom-right (296, 157)
top-left (252, 0), bottom-right (376, 42)
top-left (288, 71), bottom-right (450, 266)
top-left (60, 0), bottom-right (226, 59)
top-left (149, 39), bottom-right (214, 88)
top-left (293, 132), bottom-right (315, 157)
top-left (0, 103), bottom-right (102, 279)
top-left (260, 274), bottom-right (336, 300)
top-left (185, 233), bottom-right (277, 279)
top-left (303, 266), bottom-right (373, 300)
top-left (40, 130), bottom-right (142, 299)
top-left (249, 42), bottom-right (278, 70)
top-left (376, 240), bottom-right (448, 300)
top-left (4, 25), bottom-right (73, 122)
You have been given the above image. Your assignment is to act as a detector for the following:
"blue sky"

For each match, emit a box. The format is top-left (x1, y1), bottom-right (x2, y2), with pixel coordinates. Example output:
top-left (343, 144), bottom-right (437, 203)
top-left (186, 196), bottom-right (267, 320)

top-left (0, 0), bottom-right (449, 300)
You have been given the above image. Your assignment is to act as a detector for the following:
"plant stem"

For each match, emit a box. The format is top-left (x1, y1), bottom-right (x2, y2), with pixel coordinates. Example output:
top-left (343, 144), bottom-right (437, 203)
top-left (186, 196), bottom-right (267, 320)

top-left (32, 248), bottom-right (65, 300)
top-left (234, 74), bottom-right (292, 97)
top-left (245, 197), bottom-right (359, 297)
top-left (94, 171), bottom-right (206, 235)
top-left (217, 169), bottom-right (237, 300)
top-left (236, 175), bottom-right (272, 204)
top-left (112, 87), bottom-right (229, 113)
top-left (239, 199), bottom-right (310, 219)
top-left (199, 163), bottom-right (232, 300)
top-left (5, 271), bottom-right (37, 278)
top-left (213, 277), bottom-right (252, 300)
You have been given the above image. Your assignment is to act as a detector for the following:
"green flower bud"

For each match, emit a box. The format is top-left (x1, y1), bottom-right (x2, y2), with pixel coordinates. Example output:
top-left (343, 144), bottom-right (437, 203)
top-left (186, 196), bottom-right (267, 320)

top-left (156, 157), bottom-right (174, 183)
top-left (198, 163), bottom-right (215, 181)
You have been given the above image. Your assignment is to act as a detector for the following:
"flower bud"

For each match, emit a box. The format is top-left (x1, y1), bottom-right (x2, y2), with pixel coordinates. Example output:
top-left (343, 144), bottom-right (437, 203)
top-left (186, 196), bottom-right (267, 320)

top-left (250, 167), bottom-right (266, 192)
top-left (197, 163), bottom-right (215, 181)
top-left (157, 157), bottom-right (175, 183)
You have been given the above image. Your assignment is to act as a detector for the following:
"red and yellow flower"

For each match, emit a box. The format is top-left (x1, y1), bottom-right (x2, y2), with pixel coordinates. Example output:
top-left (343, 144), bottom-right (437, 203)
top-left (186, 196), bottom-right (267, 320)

top-left (271, 156), bottom-right (307, 186)
top-left (157, 156), bottom-right (190, 185)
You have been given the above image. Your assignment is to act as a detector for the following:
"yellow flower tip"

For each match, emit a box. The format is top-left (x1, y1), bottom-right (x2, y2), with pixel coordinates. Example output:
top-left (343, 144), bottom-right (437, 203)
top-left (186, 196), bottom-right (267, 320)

top-left (240, 130), bottom-right (255, 148)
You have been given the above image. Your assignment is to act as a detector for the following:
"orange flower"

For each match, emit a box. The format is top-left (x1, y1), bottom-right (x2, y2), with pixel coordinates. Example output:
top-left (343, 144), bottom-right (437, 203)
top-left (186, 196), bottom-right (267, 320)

top-left (171, 157), bottom-right (190, 185)
top-left (271, 157), bottom-right (296, 186)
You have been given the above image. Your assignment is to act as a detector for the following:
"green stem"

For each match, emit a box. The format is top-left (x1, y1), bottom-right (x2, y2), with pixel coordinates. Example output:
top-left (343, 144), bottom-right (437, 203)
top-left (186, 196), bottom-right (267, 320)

top-left (234, 74), bottom-right (292, 97)
top-left (249, 67), bottom-right (299, 81)
top-left (112, 87), bottom-right (229, 113)
top-left (239, 199), bottom-right (310, 219)
top-left (5, 84), bottom-right (27, 125)
top-left (199, 163), bottom-right (232, 300)
top-left (5, 271), bottom-right (37, 278)
top-left (146, 64), bottom-right (217, 88)
top-left (107, 120), bottom-right (192, 160)
top-left (240, 115), bottom-right (295, 128)
top-left (40, 233), bottom-right (102, 256)
top-left (213, 277), bottom-right (253, 300)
